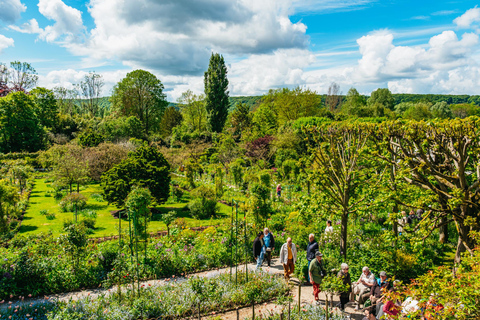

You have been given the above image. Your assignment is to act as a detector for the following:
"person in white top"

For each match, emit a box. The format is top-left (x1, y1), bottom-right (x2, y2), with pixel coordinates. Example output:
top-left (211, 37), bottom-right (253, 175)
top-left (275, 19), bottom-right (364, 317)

top-left (354, 266), bottom-right (376, 310)
top-left (325, 220), bottom-right (334, 233)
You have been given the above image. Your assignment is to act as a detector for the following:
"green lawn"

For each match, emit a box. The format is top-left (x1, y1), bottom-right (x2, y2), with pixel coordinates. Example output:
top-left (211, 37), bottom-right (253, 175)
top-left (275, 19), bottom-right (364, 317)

top-left (20, 178), bottom-right (242, 238)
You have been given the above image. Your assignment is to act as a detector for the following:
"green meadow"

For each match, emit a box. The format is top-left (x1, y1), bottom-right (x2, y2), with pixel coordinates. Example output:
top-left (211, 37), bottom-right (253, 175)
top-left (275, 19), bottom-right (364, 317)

top-left (20, 177), bottom-right (238, 238)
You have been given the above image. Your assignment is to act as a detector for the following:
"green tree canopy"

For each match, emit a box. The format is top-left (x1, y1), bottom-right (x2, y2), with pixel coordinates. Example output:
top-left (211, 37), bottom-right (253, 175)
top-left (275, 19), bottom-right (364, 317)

top-left (159, 106), bottom-right (183, 137)
top-left (204, 53), bottom-right (229, 133)
top-left (30, 87), bottom-right (58, 129)
top-left (110, 70), bottom-right (168, 136)
top-left (102, 145), bottom-right (171, 207)
top-left (177, 90), bottom-right (207, 132)
top-left (0, 91), bottom-right (46, 153)
top-left (368, 88), bottom-right (395, 110)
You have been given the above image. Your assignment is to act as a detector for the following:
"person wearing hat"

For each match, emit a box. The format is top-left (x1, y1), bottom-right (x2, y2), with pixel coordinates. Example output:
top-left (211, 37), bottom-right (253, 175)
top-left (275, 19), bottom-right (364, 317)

top-left (368, 271), bottom-right (392, 317)
top-left (308, 251), bottom-right (327, 302)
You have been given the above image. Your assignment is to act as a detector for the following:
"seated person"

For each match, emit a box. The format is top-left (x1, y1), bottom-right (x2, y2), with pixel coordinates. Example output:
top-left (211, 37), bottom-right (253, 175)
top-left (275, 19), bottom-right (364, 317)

top-left (354, 266), bottom-right (375, 310)
top-left (362, 271), bottom-right (391, 318)
top-left (362, 307), bottom-right (376, 320)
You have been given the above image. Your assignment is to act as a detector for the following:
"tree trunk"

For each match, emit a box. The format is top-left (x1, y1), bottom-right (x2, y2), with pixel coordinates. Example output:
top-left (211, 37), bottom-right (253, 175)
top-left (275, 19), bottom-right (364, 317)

top-left (455, 235), bottom-right (466, 264)
top-left (439, 217), bottom-right (449, 244)
top-left (455, 222), bottom-right (474, 263)
top-left (340, 210), bottom-right (348, 260)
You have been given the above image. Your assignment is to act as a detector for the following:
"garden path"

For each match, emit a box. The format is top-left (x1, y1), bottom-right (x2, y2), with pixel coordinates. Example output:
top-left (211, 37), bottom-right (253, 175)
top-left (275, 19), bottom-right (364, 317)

top-left (2, 257), bottom-right (364, 319)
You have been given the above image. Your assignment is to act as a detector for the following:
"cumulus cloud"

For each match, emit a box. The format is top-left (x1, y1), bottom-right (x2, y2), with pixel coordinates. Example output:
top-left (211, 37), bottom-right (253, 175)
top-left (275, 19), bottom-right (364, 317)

top-left (0, 0), bottom-right (26, 24)
top-left (0, 34), bottom-right (14, 54)
top-left (60, 0), bottom-right (308, 75)
top-left (351, 29), bottom-right (479, 84)
top-left (37, 0), bottom-right (84, 42)
top-left (454, 7), bottom-right (480, 29)
top-left (38, 69), bottom-right (130, 96)
top-left (9, 19), bottom-right (43, 34)
top-left (229, 48), bottom-right (315, 95)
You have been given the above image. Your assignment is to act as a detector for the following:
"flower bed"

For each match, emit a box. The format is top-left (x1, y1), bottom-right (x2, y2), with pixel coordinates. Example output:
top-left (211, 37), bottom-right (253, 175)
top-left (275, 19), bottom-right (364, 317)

top-left (0, 271), bottom-right (289, 320)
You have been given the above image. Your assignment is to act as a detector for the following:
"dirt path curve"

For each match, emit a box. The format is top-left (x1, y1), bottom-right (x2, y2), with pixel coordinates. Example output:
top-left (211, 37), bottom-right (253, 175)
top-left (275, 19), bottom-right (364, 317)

top-left (2, 257), bottom-right (364, 319)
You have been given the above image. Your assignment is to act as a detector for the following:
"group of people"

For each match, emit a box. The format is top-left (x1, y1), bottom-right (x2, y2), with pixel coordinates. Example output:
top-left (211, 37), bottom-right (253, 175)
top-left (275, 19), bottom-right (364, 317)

top-left (397, 209), bottom-right (424, 235)
top-left (253, 230), bottom-right (409, 318)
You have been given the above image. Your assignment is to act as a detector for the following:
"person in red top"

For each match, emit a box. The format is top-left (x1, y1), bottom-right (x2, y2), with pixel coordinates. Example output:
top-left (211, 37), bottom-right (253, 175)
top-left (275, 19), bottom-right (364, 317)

top-left (276, 184), bottom-right (282, 198)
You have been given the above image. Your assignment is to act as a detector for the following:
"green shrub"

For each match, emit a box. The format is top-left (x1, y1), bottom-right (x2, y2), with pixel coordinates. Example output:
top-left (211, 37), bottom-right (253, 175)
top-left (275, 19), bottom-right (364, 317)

top-left (77, 131), bottom-right (105, 147)
top-left (59, 193), bottom-right (87, 212)
top-left (189, 198), bottom-right (218, 219)
top-left (39, 209), bottom-right (49, 216)
top-left (90, 193), bottom-right (103, 201)
top-left (46, 213), bottom-right (56, 220)
top-left (82, 217), bottom-right (96, 230)
top-left (80, 209), bottom-right (97, 219)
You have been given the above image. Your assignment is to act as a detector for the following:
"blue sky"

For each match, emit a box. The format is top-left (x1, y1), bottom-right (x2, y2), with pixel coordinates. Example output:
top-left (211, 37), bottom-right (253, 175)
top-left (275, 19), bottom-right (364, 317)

top-left (1, 0), bottom-right (480, 101)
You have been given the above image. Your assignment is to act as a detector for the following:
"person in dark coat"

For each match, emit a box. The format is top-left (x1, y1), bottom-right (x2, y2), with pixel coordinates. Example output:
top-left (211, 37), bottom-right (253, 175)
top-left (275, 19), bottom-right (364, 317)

top-left (337, 263), bottom-right (352, 310)
top-left (253, 232), bottom-right (265, 269)
top-left (306, 233), bottom-right (319, 283)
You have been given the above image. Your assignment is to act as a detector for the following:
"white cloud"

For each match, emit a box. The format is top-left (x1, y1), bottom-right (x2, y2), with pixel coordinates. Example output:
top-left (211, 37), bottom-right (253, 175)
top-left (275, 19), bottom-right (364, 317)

top-left (37, 0), bottom-right (84, 42)
top-left (0, 34), bottom-right (14, 54)
top-left (454, 7), bottom-right (480, 29)
top-left (38, 68), bottom-right (131, 97)
top-left (0, 0), bottom-right (26, 24)
top-left (292, 0), bottom-right (376, 14)
top-left (61, 0), bottom-right (308, 75)
top-left (9, 19), bottom-right (43, 34)
top-left (228, 48), bottom-right (316, 95)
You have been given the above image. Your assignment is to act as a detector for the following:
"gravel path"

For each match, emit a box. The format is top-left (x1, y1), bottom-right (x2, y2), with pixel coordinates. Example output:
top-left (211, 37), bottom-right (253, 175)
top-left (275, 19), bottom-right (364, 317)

top-left (1, 257), bottom-right (364, 319)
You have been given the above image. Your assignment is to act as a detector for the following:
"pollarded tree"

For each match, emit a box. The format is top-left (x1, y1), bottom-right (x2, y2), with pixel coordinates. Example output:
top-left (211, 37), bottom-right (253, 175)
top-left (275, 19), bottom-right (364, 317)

top-left (371, 118), bottom-right (480, 262)
top-left (111, 70), bottom-right (168, 136)
top-left (204, 53), bottom-right (229, 133)
top-left (305, 121), bottom-right (379, 260)
top-left (102, 145), bottom-right (170, 207)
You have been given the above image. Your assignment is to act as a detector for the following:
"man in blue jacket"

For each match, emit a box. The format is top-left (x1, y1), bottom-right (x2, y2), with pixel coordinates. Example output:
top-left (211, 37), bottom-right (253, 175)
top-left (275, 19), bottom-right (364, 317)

top-left (263, 228), bottom-right (275, 267)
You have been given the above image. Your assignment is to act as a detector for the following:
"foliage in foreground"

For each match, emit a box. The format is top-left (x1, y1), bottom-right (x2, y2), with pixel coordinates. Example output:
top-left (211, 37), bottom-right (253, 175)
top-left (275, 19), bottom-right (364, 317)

top-left (383, 242), bottom-right (480, 320)
top-left (0, 271), bottom-right (288, 320)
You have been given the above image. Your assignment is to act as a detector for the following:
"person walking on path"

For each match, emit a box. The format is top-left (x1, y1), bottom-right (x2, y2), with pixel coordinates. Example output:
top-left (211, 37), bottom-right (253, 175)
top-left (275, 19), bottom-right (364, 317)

top-left (308, 251), bottom-right (326, 302)
top-left (279, 237), bottom-right (297, 280)
top-left (263, 228), bottom-right (275, 267)
top-left (337, 263), bottom-right (352, 310)
top-left (253, 232), bottom-right (265, 270)
top-left (276, 184), bottom-right (282, 198)
top-left (306, 233), bottom-right (319, 284)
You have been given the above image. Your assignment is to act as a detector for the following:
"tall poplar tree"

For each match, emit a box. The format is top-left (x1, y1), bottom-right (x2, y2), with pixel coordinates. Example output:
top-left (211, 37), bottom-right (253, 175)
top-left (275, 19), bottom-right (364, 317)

top-left (204, 53), bottom-right (229, 133)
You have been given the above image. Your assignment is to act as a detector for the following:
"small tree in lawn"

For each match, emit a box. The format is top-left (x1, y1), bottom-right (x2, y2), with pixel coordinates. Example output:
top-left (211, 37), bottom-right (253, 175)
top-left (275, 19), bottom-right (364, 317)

top-left (125, 186), bottom-right (152, 296)
top-left (61, 223), bottom-right (88, 273)
top-left (161, 210), bottom-right (177, 236)
top-left (40, 144), bottom-right (89, 193)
